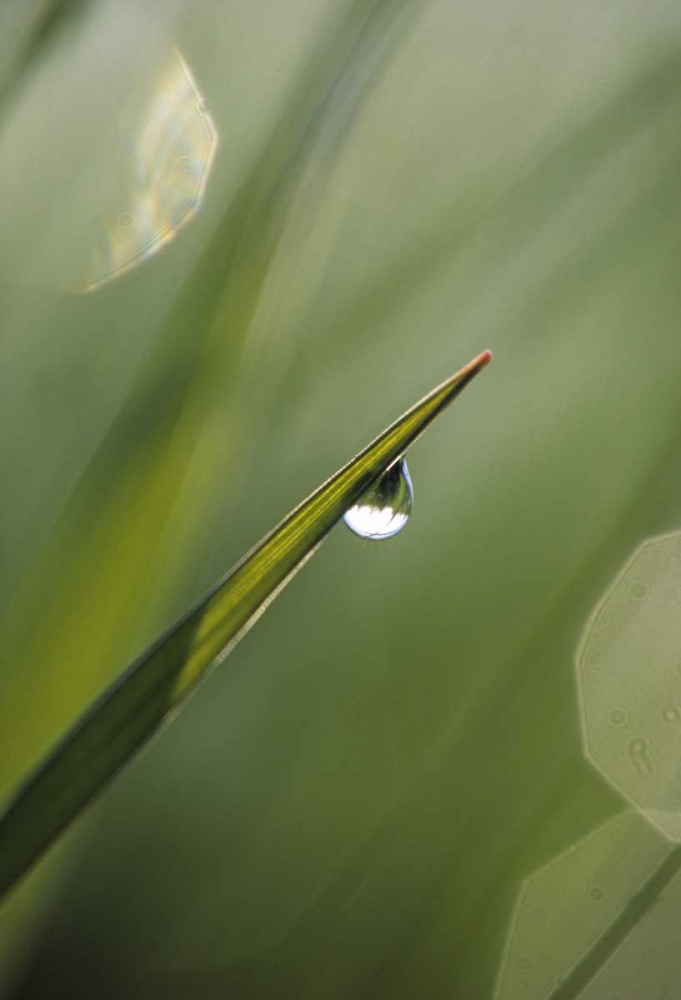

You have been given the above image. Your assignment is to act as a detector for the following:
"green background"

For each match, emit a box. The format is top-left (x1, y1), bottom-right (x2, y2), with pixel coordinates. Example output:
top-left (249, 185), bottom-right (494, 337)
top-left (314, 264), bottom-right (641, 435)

top-left (2, 0), bottom-right (681, 996)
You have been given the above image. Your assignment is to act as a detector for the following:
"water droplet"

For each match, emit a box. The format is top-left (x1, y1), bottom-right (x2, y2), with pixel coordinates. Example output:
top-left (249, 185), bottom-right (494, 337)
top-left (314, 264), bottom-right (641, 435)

top-left (663, 707), bottom-right (679, 723)
top-left (343, 458), bottom-right (413, 541)
top-left (590, 885), bottom-right (604, 902)
top-left (630, 580), bottom-right (648, 600)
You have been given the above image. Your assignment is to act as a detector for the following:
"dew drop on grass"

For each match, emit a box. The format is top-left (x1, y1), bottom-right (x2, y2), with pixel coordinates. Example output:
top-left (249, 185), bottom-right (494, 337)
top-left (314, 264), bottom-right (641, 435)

top-left (343, 457), bottom-right (413, 541)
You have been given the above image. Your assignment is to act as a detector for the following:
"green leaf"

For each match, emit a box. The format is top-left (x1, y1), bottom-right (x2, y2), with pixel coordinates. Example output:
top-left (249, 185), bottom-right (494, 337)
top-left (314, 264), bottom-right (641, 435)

top-left (0, 350), bottom-right (491, 903)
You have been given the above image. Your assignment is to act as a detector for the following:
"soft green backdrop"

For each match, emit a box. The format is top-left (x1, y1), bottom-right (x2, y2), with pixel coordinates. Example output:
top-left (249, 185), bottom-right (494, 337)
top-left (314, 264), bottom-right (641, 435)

top-left (2, 0), bottom-right (681, 997)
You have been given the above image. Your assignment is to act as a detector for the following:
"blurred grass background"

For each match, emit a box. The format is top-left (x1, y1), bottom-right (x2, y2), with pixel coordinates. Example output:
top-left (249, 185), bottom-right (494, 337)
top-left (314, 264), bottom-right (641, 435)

top-left (3, 0), bottom-right (681, 996)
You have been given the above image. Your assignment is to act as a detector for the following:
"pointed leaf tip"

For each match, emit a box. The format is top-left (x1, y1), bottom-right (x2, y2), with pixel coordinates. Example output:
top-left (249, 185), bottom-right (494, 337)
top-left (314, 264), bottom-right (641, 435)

top-left (0, 349), bottom-right (492, 902)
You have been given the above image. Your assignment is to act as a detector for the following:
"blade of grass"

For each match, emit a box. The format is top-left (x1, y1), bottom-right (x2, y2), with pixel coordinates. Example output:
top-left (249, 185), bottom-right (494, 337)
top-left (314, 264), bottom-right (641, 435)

top-left (0, 0), bottom-right (427, 826)
top-left (0, 350), bottom-right (491, 903)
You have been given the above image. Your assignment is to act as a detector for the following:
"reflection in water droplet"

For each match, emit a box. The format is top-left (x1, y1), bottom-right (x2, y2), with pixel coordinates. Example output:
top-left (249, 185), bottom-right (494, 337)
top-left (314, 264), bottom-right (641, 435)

top-left (662, 707), bottom-right (679, 723)
top-left (343, 458), bottom-right (413, 541)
